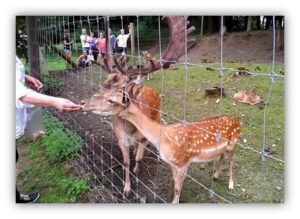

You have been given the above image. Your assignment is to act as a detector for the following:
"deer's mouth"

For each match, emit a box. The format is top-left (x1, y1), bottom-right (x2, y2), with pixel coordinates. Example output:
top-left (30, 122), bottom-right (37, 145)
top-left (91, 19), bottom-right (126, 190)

top-left (81, 104), bottom-right (114, 116)
top-left (81, 105), bottom-right (99, 112)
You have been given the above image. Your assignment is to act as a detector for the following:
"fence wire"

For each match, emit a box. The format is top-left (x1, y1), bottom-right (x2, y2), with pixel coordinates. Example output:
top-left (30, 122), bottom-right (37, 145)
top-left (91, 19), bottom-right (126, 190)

top-left (25, 15), bottom-right (284, 203)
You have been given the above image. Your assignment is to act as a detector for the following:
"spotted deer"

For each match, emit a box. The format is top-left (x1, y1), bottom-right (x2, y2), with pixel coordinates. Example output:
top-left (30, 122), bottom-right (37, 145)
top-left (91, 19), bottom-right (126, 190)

top-left (98, 73), bottom-right (161, 195)
top-left (82, 90), bottom-right (241, 203)
top-left (85, 16), bottom-right (197, 195)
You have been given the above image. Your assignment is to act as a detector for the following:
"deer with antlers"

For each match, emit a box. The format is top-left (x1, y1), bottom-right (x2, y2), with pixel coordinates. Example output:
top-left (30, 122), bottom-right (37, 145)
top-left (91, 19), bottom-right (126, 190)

top-left (87, 16), bottom-right (196, 195)
top-left (81, 88), bottom-right (241, 203)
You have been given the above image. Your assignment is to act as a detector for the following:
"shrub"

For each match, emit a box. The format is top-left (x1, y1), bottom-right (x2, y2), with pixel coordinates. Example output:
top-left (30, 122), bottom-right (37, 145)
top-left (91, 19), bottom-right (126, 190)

top-left (41, 112), bottom-right (82, 161)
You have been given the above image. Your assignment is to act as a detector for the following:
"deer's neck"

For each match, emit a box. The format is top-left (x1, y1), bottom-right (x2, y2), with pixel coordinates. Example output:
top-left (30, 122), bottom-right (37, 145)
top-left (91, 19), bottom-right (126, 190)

top-left (120, 103), bottom-right (164, 149)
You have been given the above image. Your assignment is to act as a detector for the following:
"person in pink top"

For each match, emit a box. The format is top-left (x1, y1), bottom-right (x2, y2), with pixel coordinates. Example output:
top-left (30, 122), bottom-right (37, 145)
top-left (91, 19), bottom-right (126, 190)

top-left (96, 32), bottom-right (106, 59)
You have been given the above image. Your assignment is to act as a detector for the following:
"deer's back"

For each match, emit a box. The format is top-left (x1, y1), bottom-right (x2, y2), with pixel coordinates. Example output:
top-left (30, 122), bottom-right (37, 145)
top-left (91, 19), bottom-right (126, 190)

top-left (132, 85), bottom-right (161, 122)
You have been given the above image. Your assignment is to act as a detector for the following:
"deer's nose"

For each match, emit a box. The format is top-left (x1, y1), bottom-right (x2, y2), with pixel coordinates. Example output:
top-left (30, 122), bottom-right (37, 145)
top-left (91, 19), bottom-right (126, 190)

top-left (80, 100), bottom-right (87, 105)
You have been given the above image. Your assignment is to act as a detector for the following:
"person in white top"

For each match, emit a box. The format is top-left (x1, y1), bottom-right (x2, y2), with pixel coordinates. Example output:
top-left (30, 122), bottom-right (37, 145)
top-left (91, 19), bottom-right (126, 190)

top-left (80, 28), bottom-right (90, 53)
top-left (116, 29), bottom-right (131, 53)
top-left (16, 56), bottom-right (80, 203)
top-left (86, 50), bottom-right (95, 66)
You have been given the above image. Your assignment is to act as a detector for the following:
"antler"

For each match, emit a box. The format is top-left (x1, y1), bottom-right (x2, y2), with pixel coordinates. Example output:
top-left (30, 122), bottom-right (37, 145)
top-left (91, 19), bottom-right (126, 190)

top-left (99, 16), bottom-right (196, 78)
top-left (161, 16), bottom-right (196, 68)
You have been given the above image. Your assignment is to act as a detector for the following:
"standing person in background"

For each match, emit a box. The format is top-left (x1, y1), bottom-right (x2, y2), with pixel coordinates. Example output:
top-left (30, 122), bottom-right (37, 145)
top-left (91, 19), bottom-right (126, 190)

top-left (109, 28), bottom-right (116, 53)
top-left (116, 29), bottom-right (130, 54)
top-left (96, 32), bottom-right (106, 61)
top-left (63, 30), bottom-right (73, 70)
top-left (63, 30), bottom-right (73, 59)
top-left (80, 28), bottom-right (90, 53)
top-left (89, 32), bottom-right (98, 61)
top-left (16, 56), bottom-right (80, 203)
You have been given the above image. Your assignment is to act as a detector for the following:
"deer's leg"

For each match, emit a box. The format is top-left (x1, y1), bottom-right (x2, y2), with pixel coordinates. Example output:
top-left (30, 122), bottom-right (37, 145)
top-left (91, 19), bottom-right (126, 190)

top-left (118, 142), bottom-right (131, 195)
top-left (133, 141), bottom-right (147, 174)
top-left (227, 148), bottom-right (236, 191)
top-left (114, 119), bottom-right (133, 195)
top-left (213, 154), bottom-right (224, 180)
top-left (171, 166), bottom-right (187, 204)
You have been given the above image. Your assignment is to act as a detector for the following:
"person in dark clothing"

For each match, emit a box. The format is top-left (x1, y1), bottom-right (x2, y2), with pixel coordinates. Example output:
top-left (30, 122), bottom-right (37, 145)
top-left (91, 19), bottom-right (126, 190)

top-left (63, 30), bottom-right (73, 59)
top-left (89, 32), bottom-right (98, 61)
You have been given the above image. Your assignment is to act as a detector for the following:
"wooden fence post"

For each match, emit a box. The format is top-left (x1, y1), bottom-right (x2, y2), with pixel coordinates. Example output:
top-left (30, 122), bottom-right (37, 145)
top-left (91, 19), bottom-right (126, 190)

top-left (129, 22), bottom-right (135, 57)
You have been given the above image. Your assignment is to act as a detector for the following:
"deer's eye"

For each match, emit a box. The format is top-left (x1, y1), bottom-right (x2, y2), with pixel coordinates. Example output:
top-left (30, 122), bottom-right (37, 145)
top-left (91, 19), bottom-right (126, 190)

top-left (107, 99), bottom-right (115, 105)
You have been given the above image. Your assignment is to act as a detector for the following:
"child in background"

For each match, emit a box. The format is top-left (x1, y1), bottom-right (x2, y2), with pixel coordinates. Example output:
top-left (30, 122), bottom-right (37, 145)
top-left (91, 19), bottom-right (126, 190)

top-left (77, 51), bottom-right (88, 68)
top-left (89, 32), bottom-right (98, 61)
top-left (86, 50), bottom-right (95, 66)
top-left (96, 32), bottom-right (106, 59)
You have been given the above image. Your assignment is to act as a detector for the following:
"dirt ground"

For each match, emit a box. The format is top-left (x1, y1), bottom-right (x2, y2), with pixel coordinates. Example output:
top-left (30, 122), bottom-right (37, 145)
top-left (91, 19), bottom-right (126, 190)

top-left (162, 30), bottom-right (284, 64)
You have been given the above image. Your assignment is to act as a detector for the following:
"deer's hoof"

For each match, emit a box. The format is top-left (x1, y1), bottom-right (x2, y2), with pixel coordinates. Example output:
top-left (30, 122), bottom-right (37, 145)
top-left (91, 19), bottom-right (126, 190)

top-left (123, 185), bottom-right (131, 196)
top-left (228, 188), bottom-right (234, 193)
top-left (212, 173), bottom-right (219, 181)
top-left (133, 165), bottom-right (139, 174)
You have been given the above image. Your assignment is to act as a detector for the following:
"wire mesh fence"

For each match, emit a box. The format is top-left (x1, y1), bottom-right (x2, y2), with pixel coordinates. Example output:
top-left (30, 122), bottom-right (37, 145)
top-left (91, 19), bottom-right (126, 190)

top-left (23, 15), bottom-right (284, 203)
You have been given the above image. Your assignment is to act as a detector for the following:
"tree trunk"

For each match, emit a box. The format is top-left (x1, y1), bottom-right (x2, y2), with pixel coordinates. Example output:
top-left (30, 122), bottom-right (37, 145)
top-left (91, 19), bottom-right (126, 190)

top-left (104, 16), bottom-right (113, 72)
top-left (265, 16), bottom-right (272, 29)
top-left (129, 22), bottom-right (135, 57)
top-left (225, 16), bottom-right (233, 32)
top-left (246, 16), bottom-right (252, 31)
top-left (276, 16), bottom-right (284, 51)
top-left (26, 16), bottom-right (40, 79)
top-left (255, 16), bottom-right (261, 30)
top-left (207, 16), bottom-right (214, 33)
top-left (200, 16), bottom-right (204, 35)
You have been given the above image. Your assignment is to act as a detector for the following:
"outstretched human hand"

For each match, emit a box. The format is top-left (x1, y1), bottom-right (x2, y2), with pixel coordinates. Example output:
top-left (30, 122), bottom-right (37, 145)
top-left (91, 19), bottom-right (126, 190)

top-left (52, 98), bottom-right (81, 112)
top-left (25, 75), bottom-right (43, 91)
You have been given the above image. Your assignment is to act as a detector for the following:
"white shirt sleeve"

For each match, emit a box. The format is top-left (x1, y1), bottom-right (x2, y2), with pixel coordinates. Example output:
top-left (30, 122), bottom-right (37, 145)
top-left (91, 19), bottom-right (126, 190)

top-left (15, 60), bottom-right (35, 109)
top-left (16, 78), bottom-right (35, 109)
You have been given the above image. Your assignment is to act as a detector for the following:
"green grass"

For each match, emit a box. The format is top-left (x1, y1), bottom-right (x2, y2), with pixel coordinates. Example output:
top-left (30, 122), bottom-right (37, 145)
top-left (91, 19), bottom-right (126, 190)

top-left (16, 111), bottom-right (88, 203)
top-left (141, 61), bottom-right (284, 203)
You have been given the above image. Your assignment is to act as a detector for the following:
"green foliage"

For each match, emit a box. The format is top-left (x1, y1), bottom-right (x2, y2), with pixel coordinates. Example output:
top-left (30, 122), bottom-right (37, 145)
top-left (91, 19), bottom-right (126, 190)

top-left (60, 177), bottom-right (89, 198)
top-left (42, 73), bottom-right (64, 94)
top-left (17, 111), bottom-right (87, 203)
top-left (38, 111), bottom-right (82, 161)
top-left (16, 16), bottom-right (28, 60)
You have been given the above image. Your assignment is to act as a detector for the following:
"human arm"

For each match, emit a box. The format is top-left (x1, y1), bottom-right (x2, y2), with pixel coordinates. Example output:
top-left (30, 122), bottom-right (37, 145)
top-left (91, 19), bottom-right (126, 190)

top-left (20, 92), bottom-right (80, 112)
top-left (64, 40), bottom-right (73, 45)
top-left (25, 75), bottom-right (43, 91)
